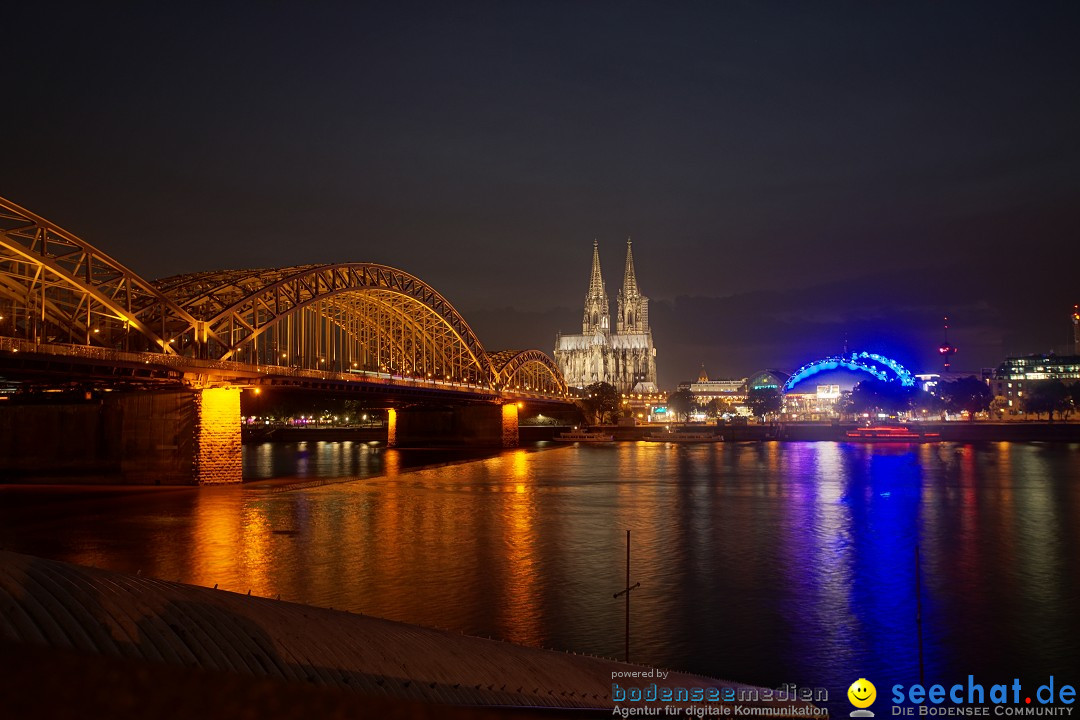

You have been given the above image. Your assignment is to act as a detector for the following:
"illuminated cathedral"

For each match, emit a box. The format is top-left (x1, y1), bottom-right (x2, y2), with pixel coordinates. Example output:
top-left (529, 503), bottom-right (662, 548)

top-left (554, 239), bottom-right (658, 393)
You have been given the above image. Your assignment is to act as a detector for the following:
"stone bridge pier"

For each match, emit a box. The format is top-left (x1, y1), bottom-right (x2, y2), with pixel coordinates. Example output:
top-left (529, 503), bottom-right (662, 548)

top-left (190, 387), bottom-right (243, 483)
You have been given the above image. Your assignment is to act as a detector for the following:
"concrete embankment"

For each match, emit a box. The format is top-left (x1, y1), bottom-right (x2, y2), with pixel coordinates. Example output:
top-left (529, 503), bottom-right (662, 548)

top-left (0, 551), bottom-right (818, 716)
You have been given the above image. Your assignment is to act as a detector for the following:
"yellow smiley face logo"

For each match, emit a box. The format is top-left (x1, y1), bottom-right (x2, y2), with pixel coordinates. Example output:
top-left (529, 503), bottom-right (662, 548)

top-left (848, 678), bottom-right (877, 708)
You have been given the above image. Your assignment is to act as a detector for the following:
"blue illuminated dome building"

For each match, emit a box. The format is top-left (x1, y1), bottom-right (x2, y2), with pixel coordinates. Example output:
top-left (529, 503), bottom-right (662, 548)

top-left (781, 353), bottom-right (916, 420)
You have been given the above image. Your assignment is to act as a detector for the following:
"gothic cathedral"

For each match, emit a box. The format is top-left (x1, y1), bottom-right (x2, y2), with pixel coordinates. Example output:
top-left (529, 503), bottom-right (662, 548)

top-left (554, 239), bottom-right (658, 393)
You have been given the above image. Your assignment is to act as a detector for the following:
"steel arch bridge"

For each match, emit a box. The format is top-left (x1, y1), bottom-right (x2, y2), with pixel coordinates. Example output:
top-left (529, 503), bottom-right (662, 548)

top-left (0, 195), bottom-right (567, 396)
top-left (783, 351), bottom-right (916, 393)
top-left (487, 350), bottom-right (567, 395)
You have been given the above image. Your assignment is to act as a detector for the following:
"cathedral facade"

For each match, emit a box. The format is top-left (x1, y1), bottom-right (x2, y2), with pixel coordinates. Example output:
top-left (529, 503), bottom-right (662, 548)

top-left (554, 239), bottom-right (658, 393)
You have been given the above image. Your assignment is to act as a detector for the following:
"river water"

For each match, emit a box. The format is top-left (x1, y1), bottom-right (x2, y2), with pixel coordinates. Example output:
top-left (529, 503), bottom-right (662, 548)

top-left (2, 439), bottom-right (1078, 714)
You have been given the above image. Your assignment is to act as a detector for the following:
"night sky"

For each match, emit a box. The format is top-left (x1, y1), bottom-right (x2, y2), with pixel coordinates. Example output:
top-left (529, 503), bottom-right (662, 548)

top-left (4, 2), bottom-right (1078, 388)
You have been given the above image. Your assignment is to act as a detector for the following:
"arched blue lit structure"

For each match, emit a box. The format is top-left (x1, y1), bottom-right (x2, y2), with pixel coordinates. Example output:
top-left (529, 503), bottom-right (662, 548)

top-left (783, 352), bottom-right (916, 393)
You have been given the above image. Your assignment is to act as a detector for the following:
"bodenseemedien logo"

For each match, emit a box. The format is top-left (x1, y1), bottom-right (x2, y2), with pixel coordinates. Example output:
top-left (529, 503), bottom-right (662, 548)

top-left (849, 678), bottom-right (877, 717)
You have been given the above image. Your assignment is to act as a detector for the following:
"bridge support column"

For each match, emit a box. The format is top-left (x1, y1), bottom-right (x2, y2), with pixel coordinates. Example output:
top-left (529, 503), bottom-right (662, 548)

top-left (501, 403), bottom-right (519, 448)
top-left (193, 387), bottom-right (242, 484)
top-left (386, 408), bottom-right (397, 448)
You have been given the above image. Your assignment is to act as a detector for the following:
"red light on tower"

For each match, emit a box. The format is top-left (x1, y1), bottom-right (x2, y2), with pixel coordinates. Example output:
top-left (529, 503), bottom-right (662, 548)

top-left (939, 316), bottom-right (958, 372)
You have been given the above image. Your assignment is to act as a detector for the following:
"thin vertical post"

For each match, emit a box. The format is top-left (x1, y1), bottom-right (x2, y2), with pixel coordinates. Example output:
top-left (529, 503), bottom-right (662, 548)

top-left (625, 529), bottom-right (631, 662)
top-left (613, 529), bottom-right (640, 663)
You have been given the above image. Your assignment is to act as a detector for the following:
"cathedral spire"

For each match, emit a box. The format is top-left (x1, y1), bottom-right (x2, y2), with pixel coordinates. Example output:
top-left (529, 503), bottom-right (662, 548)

top-left (582, 239), bottom-right (609, 334)
top-left (616, 237), bottom-right (649, 334)
top-left (622, 237), bottom-right (639, 296)
top-left (588, 238), bottom-right (605, 297)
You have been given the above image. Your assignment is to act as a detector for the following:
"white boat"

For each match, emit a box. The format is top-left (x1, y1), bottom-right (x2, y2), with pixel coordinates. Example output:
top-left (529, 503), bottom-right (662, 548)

top-left (646, 431), bottom-right (723, 443)
top-left (555, 431), bottom-right (615, 442)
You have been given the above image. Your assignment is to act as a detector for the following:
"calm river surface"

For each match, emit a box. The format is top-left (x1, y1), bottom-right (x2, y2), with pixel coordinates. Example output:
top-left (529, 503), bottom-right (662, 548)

top-left (2, 440), bottom-right (1079, 713)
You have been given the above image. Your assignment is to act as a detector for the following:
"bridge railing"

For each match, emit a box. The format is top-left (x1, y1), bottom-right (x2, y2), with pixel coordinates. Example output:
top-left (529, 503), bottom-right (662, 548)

top-left (0, 336), bottom-right (197, 369)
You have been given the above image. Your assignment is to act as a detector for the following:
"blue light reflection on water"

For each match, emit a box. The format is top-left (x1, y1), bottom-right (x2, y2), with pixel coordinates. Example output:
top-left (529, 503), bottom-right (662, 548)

top-left (846, 447), bottom-right (924, 686)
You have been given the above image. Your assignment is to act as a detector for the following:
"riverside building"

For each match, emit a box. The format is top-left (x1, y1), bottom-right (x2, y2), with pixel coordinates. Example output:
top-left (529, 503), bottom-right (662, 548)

top-left (988, 354), bottom-right (1080, 408)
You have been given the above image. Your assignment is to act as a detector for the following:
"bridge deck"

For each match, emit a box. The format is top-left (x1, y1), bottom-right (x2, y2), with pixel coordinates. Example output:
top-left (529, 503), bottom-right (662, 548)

top-left (0, 336), bottom-right (573, 406)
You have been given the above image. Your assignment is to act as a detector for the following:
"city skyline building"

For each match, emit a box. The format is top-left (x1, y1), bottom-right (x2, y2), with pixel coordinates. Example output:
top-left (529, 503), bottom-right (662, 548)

top-left (985, 306), bottom-right (1080, 410)
top-left (678, 365), bottom-right (748, 404)
top-left (989, 353), bottom-right (1080, 410)
top-left (554, 239), bottom-right (658, 393)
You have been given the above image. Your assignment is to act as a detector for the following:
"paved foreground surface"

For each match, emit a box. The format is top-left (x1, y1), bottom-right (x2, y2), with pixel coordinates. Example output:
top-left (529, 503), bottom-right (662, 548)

top-left (0, 642), bottom-right (585, 720)
top-left (0, 551), bottom-right (819, 716)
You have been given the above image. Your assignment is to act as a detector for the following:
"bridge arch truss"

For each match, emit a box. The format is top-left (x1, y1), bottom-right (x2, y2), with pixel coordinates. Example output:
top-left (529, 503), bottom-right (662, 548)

top-left (0, 197), bottom-right (196, 352)
top-left (157, 264), bottom-right (496, 385)
top-left (488, 350), bottom-right (568, 395)
top-left (0, 195), bottom-right (570, 396)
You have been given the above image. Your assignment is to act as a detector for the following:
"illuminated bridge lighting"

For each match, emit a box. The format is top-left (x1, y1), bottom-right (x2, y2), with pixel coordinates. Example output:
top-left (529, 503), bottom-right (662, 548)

top-left (0, 194), bottom-right (569, 398)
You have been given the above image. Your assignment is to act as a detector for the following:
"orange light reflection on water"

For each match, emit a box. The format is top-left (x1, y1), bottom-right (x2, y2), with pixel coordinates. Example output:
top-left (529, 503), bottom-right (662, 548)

top-left (497, 449), bottom-right (542, 646)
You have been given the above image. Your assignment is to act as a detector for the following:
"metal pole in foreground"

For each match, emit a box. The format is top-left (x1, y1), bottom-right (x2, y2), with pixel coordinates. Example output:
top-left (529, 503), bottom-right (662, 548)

top-left (916, 544), bottom-right (925, 686)
top-left (613, 529), bottom-right (641, 663)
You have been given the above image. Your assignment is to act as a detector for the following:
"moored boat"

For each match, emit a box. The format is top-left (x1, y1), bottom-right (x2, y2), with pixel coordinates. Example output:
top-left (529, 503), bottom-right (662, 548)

top-left (845, 425), bottom-right (940, 442)
top-left (645, 430), bottom-right (723, 443)
top-left (555, 430), bottom-right (615, 442)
